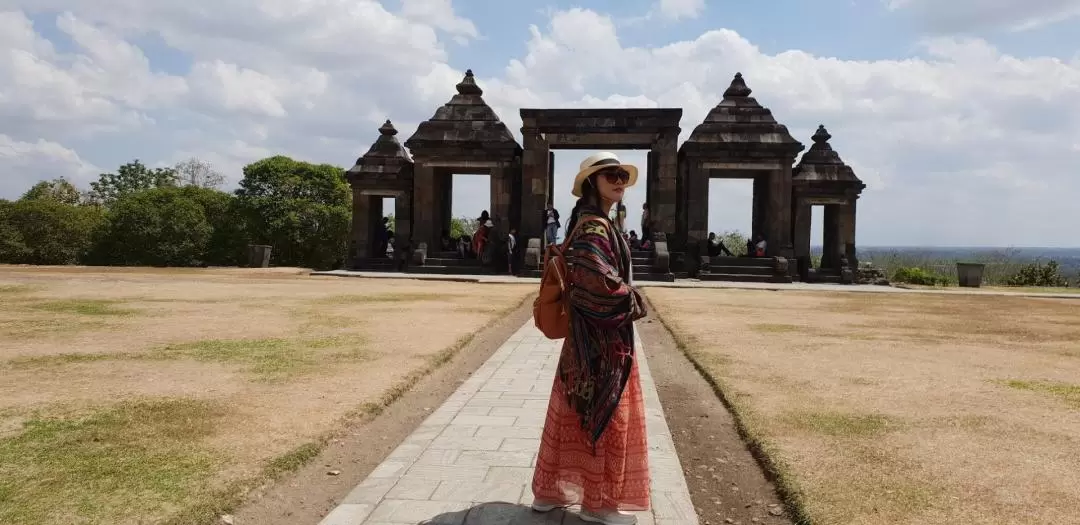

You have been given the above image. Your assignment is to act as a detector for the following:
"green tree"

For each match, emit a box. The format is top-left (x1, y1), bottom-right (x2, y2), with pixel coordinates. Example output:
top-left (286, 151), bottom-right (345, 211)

top-left (450, 216), bottom-right (478, 238)
top-left (719, 230), bottom-right (748, 256)
top-left (235, 156), bottom-right (350, 270)
top-left (21, 178), bottom-right (83, 205)
top-left (93, 186), bottom-right (226, 267)
top-left (0, 199), bottom-right (104, 265)
top-left (87, 160), bottom-right (179, 206)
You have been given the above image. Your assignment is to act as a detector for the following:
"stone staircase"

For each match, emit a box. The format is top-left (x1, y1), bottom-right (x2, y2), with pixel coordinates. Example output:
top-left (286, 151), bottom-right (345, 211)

top-left (630, 249), bottom-right (678, 282)
top-left (699, 256), bottom-right (793, 283)
top-left (351, 257), bottom-right (397, 272)
top-left (412, 250), bottom-right (496, 275)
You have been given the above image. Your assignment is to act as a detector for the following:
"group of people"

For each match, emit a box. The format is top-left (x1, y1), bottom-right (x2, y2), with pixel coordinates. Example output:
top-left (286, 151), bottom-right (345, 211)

top-left (544, 200), bottom-right (653, 249)
top-left (706, 232), bottom-right (767, 257)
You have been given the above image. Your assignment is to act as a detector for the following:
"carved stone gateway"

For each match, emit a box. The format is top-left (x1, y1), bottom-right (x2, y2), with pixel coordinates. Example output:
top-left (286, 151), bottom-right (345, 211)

top-left (404, 70), bottom-right (521, 266)
top-left (519, 108), bottom-right (681, 280)
top-left (345, 70), bottom-right (868, 282)
top-left (791, 125), bottom-right (866, 282)
top-left (345, 120), bottom-right (413, 270)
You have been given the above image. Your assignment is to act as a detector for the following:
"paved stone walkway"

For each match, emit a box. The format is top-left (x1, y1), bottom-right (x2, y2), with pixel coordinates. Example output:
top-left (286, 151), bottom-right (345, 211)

top-left (317, 322), bottom-right (698, 525)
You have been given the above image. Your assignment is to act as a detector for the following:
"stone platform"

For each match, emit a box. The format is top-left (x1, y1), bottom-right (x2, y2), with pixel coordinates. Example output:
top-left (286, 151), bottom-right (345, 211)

top-left (317, 322), bottom-right (698, 525)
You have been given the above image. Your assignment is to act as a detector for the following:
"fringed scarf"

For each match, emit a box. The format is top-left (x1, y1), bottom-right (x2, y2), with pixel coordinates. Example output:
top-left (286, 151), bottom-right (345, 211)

top-left (561, 208), bottom-right (637, 449)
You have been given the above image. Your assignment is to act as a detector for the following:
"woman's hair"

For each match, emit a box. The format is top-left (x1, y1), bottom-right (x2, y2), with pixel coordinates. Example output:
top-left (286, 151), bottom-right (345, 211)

top-left (566, 174), bottom-right (601, 236)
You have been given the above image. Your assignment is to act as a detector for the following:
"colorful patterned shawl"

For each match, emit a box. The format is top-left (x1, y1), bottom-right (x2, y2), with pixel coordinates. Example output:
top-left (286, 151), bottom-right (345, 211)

top-left (560, 208), bottom-right (647, 448)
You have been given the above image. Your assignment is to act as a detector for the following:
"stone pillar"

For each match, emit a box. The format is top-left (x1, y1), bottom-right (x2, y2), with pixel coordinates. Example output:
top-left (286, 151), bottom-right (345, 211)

top-left (520, 131), bottom-right (550, 245)
top-left (792, 198), bottom-right (812, 259)
top-left (367, 197), bottom-right (385, 258)
top-left (349, 188), bottom-right (369, 266)
top-left (839, 199), bottom-right (858, 268)
top-left (650, 130), bottom-right (679, 240)
top-left (395, 191), bottom-right (412, 249)
top-left (490, 163), bottom-right (513, 237)
top-left (547, 151), bottom-right (555, 199)
top-left (674, 154), bottom-right (688, 251)
top-left (437, 174), bottom-right (453, 240)
top-left (822, 204), bottom-right (841, 270)
top-left (752, 175), bottom-right (765, 241)
top-left (685, 161), bottom-right (709, 248)
top-left (765, 167), bottom-right (793, 258)
top-left (412, 164), bottom-right (436, 249)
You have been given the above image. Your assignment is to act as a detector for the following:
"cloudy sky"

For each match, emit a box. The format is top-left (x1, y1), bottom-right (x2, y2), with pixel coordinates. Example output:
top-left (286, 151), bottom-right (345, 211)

top-left (2, 0), bottom-right (1078, 247)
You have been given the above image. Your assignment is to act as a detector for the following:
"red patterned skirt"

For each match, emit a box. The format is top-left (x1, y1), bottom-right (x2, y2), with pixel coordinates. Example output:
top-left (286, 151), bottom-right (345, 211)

top-left (531, 346), bottom-right (651, 512)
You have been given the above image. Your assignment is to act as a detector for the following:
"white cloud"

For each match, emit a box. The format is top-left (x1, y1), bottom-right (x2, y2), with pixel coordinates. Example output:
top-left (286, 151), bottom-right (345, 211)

top-left (886, 0), bottom-right (1080, 32)
top-left (0, 134), bottom-right (99, 197)
top-left (0, 2), bottom-right (1077, 247)
top-left (657, 0), bottom-right (706, 20)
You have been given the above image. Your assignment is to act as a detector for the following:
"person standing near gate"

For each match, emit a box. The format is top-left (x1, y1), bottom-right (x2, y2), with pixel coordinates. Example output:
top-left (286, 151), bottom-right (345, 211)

top-left (640, 201), bottom-right (651, 243)
top-left (543, 202), bottom-right (561, 246)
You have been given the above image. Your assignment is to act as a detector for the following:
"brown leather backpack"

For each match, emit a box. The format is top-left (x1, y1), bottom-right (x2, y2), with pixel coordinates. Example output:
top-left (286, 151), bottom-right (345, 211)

top-left (532, 219), bottom-right (600, 340)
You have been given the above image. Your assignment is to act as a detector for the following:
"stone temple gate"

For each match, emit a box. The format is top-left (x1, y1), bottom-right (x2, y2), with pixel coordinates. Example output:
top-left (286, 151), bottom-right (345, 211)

top-left (346, 70), bottom-right (866, 282)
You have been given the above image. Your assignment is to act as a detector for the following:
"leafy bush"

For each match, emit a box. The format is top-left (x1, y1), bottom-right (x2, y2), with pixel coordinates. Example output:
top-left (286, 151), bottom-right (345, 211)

top-left (92, 186), bottom-right (235, 267)
top-left (1005, 260), bottom-right (1068, 288)
top-left (0, 199), bottom-right (105, 265)
top-left (892, 266), bottom-right (948, 286)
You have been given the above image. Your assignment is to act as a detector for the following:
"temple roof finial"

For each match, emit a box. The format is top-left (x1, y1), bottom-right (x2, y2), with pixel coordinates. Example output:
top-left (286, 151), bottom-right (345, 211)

top-left (456, 69), bottom-right (483, 96)
top-left (379, 119), bottom-right (398, 136)
top-left (812, 124), bottom-right (831, 144)
top-left (723, 72), bottom-right (752, 98)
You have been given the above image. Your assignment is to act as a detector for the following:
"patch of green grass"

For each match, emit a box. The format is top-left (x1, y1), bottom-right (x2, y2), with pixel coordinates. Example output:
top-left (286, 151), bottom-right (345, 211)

top-left (784, 411), bottom-right (896, 437)
top-left (750, 323), bottom-right (804, 334)
top-left (999, 379), bottom-right (1080, 408)
top-left (0, 398), bottom-right (223, 525)
top-left (0, 318), bottom-right (106, 340)
top-left (8, 335), bottom-right (372, 381)
top-left (0, 284), bottom-right (37, 295)
top-left (27, 299), bottom-right (134, 316)
top-left (264, 443), bottom-right (323, 477)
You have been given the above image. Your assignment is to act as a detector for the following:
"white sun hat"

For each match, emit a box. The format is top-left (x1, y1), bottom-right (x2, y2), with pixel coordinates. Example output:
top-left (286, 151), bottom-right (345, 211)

top-left (572, 151), bottom-right (639, 198)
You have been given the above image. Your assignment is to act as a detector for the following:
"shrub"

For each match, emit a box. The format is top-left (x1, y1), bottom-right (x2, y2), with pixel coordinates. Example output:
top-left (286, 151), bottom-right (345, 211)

top-left (0, 199), bottom-right (105, 265)
top-left (892, 266), bottom-right (947, 286)
top-left (92, 186), bottom-right (236, 267)
top-left (1005, 260), bottom-right (1068, 288)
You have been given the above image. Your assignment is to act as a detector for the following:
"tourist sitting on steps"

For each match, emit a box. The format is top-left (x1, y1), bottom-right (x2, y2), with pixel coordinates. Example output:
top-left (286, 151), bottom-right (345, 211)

top-left (752, 234), bottom-right (767, 257)
top-left (628, 230), bottom-right (640, 249)
top-left (708, 232), bottom-right (734, 257)
top-left (531, 151), bottom-right (648, 525)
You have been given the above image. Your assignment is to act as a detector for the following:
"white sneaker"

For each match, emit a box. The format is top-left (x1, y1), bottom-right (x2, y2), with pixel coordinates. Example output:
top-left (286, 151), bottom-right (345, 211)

top-left (530, 499), bottom-right (568, 512)
top-left (579, 509), bottom-right (638, 525)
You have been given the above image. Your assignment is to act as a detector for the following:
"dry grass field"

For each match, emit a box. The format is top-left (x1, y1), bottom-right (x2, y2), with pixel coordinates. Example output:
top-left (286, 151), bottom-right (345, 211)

top-left (0, 266), bottom-right (532, 525)
top-left (646, 288), bottom-right (1080, 525)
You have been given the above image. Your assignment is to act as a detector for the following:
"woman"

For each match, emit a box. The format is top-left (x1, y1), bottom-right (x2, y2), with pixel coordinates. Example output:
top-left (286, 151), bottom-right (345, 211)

top-left (532, 152), bottom-right (649, 525)
top-left (472, 211), bottom-right (491, 260)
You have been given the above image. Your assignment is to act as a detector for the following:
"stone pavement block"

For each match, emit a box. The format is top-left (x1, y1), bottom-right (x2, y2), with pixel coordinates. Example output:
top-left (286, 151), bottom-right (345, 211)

top-left (464, 397), bottom-right (527, 408)
top-left (430, 479), bottom-right (524, 502)
top-left (400, 464), bottom-right (490, 482)
top-left (458, 405), bottom-right (492, 416)
top-left (484, 466), bottom-right (535, 484)
top-left (413, 449), bottom-right (461, 466)
top-left (454, 450), bottom-right (535, 468)
top-left (368, 461), bottom-right (410, 479)
top-left (652, 491), bottom-right (697, 522)
top-left (438, 425), bottom-right (479, 438)
top-left (385, 477), bottom-right (440, 500)
top-left (368, 499), bottom-right (470, 524)
top-left (499, 437), bottom-right (540, 452)
top-left (474, 425), bottom-right (540, 439)
top-left (450, 414), bottom-right (517, 427)
top-left (321, 503), bottom-right (373, 525)
top-left (343, 477), bottom-right (396, 504)
top-left (428, 435), bottom-right (504, 450)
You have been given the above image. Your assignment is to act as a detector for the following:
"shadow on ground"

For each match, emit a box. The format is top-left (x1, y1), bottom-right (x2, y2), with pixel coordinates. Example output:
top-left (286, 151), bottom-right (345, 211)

top-left (420, 501), bottom-right (597, 524)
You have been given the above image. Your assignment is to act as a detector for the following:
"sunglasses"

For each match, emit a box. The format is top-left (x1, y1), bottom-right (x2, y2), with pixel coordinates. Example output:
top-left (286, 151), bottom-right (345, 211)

top-left (598, 168), bottom-right (630, 185)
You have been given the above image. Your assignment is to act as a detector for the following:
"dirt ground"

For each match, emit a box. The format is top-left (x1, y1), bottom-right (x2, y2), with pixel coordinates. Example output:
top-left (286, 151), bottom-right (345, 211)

top-left (0, 267), bottom-right (533, 525)
top-left (637, 306), bottom-right (793, 525)
top-left (646, 288), bottom-right (1080, 525)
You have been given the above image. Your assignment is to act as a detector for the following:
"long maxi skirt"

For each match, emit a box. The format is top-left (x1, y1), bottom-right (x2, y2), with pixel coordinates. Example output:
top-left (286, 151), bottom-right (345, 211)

top-left (531, 347), bottom-right (651, 512)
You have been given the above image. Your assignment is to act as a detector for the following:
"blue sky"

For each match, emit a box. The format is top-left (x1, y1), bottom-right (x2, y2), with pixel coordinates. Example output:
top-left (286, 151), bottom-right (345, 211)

top-left (2, 0), bottom-right (1079, 247)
